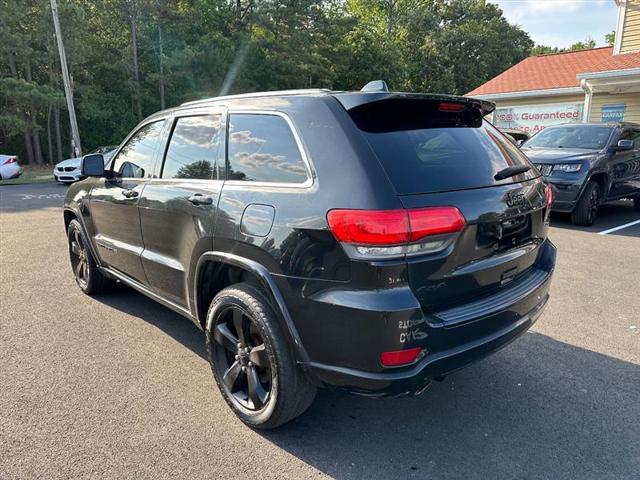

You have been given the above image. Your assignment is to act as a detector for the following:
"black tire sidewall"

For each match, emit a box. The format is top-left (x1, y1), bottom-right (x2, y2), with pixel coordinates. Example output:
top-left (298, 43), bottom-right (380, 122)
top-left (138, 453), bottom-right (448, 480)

top-left (572, 181), bottom-right (600, 226)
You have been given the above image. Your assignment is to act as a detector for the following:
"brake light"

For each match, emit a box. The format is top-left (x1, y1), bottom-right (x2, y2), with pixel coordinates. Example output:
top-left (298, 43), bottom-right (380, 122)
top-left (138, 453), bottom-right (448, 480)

top-left (545, 183), bottom-right (555, 207)
top-left (380, 347), bottom-right (423, 367)
top-left (327, 207), bottom-right (465, 259)
top-left (408, 207), bottom-right (466, 241)
top-left (3, 157), bottom-right (17, 165)
top-left (438, 102), bottom-right (465, 113)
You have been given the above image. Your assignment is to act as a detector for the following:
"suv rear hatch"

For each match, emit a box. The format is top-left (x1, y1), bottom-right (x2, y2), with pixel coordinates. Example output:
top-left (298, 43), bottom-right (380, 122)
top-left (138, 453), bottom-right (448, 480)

top-left (337, 94), bottom-right (553, 321)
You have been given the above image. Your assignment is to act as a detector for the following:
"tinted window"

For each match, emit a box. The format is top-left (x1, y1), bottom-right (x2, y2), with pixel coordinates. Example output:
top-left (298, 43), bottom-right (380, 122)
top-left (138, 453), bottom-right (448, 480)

top-left (227, 114), bottom-right (308, 183)
top-left (524, 126), bottom-right (613, 150)
top-left (162, 115), bottom-right (223, 180)
top-left (112, 121), bottom-right (165, 178)
top-left (350, 100), bottom-right (535, 194)
top-left (618, 129), bottom-right (640, 143)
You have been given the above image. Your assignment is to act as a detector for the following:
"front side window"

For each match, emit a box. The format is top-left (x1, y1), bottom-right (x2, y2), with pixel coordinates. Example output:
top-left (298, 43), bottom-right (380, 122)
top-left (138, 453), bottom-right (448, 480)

top-left (227, 113), bottom-right (309, 184)
top-left (112, 121), bottom-right (165, 178)
top-left (618, 129), bottom-right (640, 144)
top-left (162, 115), bottom-right (223, 180)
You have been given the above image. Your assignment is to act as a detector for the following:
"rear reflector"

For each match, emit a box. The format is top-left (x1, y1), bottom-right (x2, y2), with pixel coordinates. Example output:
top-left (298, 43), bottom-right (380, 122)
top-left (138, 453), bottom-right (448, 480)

top-left (380, 347), bottom-right (423, 367)
top-left (544, 183), bottom-right (555, 207)
top-left (327, 207), bottom-right (465, 246)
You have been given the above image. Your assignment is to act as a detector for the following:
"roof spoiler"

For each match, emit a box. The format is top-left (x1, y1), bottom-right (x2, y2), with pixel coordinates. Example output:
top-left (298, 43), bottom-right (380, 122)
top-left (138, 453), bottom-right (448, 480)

top-left (334, 90), bottom-right (496, 116)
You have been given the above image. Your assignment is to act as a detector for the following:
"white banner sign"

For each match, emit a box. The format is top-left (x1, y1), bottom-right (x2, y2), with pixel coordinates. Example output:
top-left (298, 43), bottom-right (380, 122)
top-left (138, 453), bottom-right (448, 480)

top-left (493, 103), bottom-right (584, 134)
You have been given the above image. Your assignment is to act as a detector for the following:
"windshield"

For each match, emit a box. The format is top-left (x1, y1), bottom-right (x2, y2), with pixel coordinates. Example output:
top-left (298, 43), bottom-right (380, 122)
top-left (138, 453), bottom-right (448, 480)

top-left (523, 126), bottom-right (612, 150)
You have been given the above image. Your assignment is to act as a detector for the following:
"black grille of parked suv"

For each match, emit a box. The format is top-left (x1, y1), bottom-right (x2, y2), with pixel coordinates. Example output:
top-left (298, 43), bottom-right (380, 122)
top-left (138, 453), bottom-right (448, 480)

top-left (63, 81), bottom-right (556, 429)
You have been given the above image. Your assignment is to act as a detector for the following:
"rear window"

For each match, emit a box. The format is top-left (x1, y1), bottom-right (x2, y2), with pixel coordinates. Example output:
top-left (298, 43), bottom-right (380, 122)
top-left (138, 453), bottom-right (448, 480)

top-left (349, 100), bottom-right (537, 194)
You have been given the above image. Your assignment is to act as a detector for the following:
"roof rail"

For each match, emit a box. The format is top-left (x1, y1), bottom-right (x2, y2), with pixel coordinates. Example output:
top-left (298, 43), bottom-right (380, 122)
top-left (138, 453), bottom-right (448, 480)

top-left (181, 88), bottom-right (333, 107)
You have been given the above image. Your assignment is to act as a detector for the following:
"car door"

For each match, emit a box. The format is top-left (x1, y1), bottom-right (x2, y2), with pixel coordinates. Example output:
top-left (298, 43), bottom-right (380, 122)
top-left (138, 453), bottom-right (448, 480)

top-left (138, 110), bottom-right (226, 307)
top-left (89, 119), bottom-right (166, 283)
top-left (608, 128), bottom-right (640, 199)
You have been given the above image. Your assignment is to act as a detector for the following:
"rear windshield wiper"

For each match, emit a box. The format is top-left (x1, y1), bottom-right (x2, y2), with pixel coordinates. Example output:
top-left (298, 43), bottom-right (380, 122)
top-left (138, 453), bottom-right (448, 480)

top-left (494, 165), bottom-right (531, 181)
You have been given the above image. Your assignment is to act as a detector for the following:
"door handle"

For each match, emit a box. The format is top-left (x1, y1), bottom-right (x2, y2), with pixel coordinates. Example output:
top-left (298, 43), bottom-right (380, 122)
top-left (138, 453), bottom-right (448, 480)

top-left (188, 193), bottom-right (213, 205)
top-left (122, 189), bottom-right (139, 198)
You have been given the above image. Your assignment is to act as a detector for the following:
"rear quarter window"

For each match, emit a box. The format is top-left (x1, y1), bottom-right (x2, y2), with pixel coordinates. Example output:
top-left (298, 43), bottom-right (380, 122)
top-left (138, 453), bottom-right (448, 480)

top-left (227, 113), bottom-right (309, 184)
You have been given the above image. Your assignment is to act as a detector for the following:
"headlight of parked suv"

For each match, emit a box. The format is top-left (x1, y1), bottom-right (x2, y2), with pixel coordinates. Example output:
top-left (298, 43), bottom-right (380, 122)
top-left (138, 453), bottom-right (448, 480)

top-left (553, 163), bottom-right (582, 173)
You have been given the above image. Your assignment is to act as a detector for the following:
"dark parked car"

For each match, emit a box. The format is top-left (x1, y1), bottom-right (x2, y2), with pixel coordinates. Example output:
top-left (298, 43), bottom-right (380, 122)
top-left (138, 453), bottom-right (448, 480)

top-left (63, 84), bottom-right (556, 428)
top-left (522, 123), bottom-right (640, 225)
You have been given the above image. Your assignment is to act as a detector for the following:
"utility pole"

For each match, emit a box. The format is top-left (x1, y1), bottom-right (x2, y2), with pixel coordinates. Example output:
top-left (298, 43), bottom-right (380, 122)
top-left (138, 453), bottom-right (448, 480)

top-left (50, 0), bottom-right (82, 157)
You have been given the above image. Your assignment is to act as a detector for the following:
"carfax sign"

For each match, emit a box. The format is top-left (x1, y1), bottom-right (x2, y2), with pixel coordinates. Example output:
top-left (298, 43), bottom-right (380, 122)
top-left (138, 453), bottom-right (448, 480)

top-left (492, 103), bottom-right (584, 133)
top-left (601, 104), bottom-right (625, 122)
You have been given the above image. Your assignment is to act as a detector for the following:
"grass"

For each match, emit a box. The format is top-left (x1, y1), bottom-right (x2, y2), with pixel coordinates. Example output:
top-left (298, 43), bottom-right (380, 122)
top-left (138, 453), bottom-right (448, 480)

top-left (0, 165), bottom-right (55, 185)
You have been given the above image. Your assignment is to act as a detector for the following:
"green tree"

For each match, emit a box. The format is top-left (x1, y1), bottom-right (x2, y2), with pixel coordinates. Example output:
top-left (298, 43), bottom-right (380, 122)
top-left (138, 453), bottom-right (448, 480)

top-left (605, 30), bottom-right (616, 46)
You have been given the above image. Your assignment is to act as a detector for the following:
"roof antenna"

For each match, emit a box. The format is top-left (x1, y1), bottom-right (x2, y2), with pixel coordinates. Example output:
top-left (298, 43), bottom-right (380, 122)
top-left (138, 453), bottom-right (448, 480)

top-left (360, 80), bottom-right (389, 92)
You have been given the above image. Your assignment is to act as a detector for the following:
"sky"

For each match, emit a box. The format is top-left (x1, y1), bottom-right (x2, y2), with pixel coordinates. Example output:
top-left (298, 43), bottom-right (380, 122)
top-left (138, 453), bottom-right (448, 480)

top-left (492, 0), bottom-right (618, 49)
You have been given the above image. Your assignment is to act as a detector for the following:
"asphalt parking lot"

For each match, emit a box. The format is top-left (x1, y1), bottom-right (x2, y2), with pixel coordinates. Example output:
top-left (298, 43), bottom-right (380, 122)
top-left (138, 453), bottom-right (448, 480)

top-left (1, 182), bottom-right (639, 480)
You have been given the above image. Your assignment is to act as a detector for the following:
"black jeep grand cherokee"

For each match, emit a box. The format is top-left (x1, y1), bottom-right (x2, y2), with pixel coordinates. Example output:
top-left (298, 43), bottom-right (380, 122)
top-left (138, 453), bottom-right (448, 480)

top-left (522, 122), bottom-right (640, 226)
top-left (63, 84), bottom-right (556, 429)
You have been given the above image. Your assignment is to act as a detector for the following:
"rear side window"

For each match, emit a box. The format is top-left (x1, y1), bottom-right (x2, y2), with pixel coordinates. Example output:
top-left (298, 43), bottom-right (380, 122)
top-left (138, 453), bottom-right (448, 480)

top-left (162, 115), bottom-right (223, 180)
top-left (227, 113), bottom-right (309, 184)
top-left (350, 100), bottom-right (537, 194)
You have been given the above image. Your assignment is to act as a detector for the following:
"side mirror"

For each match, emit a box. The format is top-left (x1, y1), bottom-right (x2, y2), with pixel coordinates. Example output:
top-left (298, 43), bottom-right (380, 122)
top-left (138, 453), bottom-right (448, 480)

top-left (613, 139), bottom-right (634, 151)
top-left (81, 154), bottom-right (105, 177)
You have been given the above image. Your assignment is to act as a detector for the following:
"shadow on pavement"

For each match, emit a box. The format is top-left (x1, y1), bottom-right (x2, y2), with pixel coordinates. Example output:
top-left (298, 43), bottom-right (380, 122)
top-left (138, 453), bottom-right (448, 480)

top-left (94, 285), bottom-right (208, 361)
top-left (263, 333), bottom-right (640, 479)
top-left (94, 286), bottom-right (640, 479)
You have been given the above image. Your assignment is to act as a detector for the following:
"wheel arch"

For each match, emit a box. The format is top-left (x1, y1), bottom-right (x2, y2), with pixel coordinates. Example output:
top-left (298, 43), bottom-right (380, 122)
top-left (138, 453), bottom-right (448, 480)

top-left (587, 171), bottom-right (610, 198)
top-left (63, 207), bottom-right (78, 230)
top-left (193, 252), bottom-right (310, 364)
top-left (63, 206), bottom-right (103, 269)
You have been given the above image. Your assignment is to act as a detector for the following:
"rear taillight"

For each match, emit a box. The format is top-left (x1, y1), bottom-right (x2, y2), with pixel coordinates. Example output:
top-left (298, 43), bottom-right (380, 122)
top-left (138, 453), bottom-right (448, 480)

top-left (545, 183), bottom-right (555, 207)
top-left (327, 207), bottom-right (465, 259)
top-left (3, 157), bottom-right (17, 165)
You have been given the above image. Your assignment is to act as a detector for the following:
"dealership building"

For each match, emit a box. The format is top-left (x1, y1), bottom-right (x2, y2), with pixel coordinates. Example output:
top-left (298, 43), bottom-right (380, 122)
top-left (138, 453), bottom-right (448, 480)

top-left (468, 0), bottom-right (640, 132)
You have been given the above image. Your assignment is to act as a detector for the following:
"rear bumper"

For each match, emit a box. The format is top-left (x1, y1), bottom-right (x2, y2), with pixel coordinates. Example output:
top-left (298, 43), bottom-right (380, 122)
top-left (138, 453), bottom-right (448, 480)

top-left (306, 290), bottom-right (548, 396)
top-left (299, 241), bottom-right (556, 396)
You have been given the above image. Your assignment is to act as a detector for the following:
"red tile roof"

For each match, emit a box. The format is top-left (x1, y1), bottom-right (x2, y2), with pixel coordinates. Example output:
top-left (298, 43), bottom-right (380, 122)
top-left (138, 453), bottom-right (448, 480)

top-left (467, 47), bottom-right (640, 96)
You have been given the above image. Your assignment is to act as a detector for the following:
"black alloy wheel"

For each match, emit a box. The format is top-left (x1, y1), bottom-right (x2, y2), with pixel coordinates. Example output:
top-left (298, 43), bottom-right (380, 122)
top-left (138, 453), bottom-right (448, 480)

top-left (212, 305), bottom-right (272, 411)
top-left (69, 226), bottom-right (90, 289)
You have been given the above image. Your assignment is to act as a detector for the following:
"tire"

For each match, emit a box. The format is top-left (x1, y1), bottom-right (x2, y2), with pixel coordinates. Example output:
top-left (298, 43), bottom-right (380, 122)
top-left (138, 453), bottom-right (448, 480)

top-left (634, 197), bottom-right (640, 211)
top-left (571, 181), bottom-right (600, 226)
top-left (67, 219), bottom-right (111, 295)
top-left (205, 282), bottom-right (316, 429)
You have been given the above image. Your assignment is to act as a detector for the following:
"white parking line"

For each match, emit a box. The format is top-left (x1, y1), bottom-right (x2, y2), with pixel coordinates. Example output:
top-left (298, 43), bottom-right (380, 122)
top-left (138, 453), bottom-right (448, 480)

top-left (598, 219), bottom-right (640, 235)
